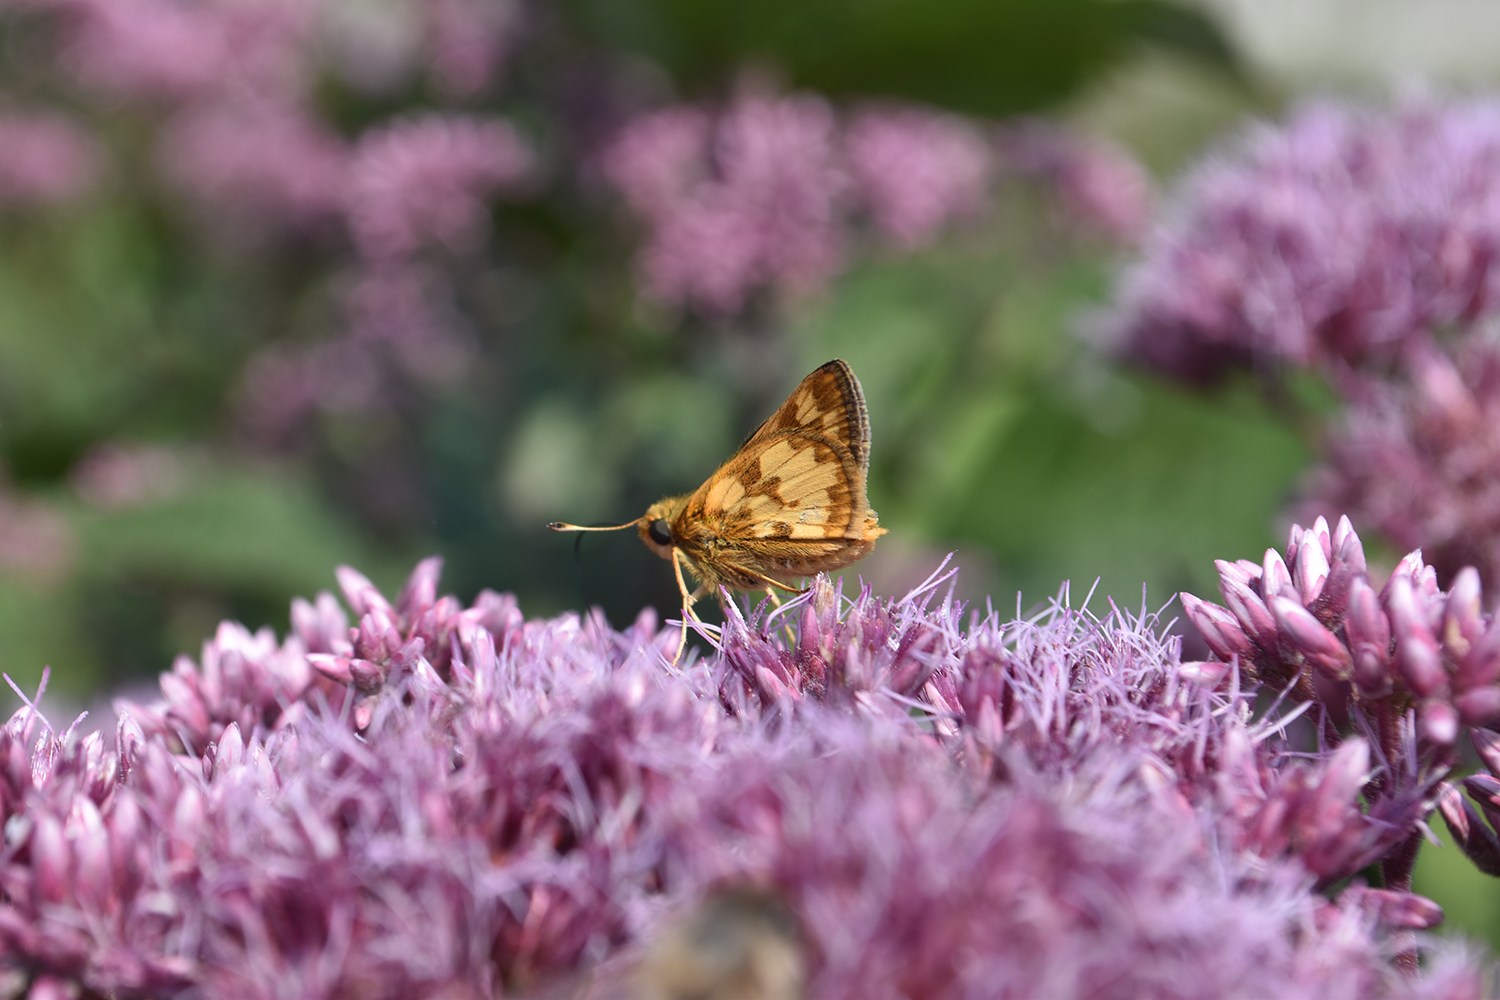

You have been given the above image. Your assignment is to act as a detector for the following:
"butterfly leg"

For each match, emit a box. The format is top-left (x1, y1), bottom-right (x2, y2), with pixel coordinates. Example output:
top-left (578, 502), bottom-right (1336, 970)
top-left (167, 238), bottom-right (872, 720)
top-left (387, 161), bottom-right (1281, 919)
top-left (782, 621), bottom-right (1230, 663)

top-left (761, 587), bottom-right (801, 648)
top-left (669, 548), bottom-right (705, 667)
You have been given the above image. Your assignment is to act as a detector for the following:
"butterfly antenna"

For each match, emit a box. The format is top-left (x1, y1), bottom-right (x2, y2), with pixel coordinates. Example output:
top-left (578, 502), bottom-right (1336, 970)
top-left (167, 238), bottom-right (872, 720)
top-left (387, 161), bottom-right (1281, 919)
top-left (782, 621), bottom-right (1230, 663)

top-left (548, 519), bottom-right (645, 532)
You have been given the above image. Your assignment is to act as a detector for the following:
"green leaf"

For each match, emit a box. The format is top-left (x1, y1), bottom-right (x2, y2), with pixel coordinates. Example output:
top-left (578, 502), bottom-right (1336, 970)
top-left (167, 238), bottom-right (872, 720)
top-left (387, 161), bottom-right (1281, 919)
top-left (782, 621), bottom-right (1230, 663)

top-left (563, 0), bottom-right (1237, 116)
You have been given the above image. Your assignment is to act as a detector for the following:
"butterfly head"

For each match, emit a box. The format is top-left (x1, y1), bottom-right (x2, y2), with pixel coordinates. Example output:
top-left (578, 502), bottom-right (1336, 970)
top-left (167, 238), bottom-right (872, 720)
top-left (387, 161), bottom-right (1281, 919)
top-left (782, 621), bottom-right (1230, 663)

top-left (637, 494), bottom-right (690, 559)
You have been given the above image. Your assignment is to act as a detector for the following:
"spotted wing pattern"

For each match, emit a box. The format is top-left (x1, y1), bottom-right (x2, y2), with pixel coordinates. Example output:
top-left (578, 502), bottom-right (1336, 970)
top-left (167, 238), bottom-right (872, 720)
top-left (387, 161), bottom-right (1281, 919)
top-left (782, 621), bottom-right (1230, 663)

top-left (670, 360), bottom-right (885, 589)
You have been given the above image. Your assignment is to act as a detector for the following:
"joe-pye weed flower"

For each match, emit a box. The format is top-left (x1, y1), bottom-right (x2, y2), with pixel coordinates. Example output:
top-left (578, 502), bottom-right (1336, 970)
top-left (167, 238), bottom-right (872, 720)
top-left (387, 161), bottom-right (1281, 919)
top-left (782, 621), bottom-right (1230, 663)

top-left (0, 542), bottom-right (1489, 997)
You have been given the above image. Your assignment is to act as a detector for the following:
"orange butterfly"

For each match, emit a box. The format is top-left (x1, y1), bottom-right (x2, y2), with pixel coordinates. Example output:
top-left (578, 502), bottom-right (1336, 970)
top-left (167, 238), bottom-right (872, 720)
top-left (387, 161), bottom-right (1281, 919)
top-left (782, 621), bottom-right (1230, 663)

top-left (550, 359), bottom-right (886, 662)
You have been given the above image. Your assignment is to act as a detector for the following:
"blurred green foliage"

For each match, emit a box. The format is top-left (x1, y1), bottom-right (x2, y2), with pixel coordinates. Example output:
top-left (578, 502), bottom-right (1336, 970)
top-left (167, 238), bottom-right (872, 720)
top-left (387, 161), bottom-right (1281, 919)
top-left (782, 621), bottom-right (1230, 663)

top-left (563, 0), bottom-right (1236, 115)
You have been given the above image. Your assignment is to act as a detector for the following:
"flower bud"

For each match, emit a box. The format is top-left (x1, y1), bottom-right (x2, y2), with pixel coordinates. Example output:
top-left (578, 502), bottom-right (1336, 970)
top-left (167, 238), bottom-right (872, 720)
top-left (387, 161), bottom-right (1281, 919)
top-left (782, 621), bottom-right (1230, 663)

top-left (307, 654), bottom-right (354, 684)
top-left (1332, 516), bottom-right (1366, 576)
top-left (1418, 699), bottom-right (1459, 747)
top-left (71, 798), bottom-right (110, 910)
top-left (1456, 687), bottom-right (1500, 728)
top-left (1178, 661), bottom-right (1231, 686)
top-left (337, 564), bottom-right (395, 619)
top-left (1180, 593), bottom-right (1256, 663)
top-left (1349, 887), bottom-right (1444, 929)
top-left (1462, 773), bottom-right (1500, 809)
top-left (1344, 577), bottom-right (1390, 652)
top-left (1220, 575), bottom-right (1277, 647)
top-left (1443, 567), bottom-right (1484, 656)
top-left (159, 670), bottom-right (210, 738)
top-left (1217, 559), bottom-right (1263, 589)
top-left (1387, 575), bottom-right (1447, 697)
top-left (1458, 624), bottom-right (1500, 690)
top-left (1437, 781), bottom-right (1500, 876)
top-left (33, 811), bottom-right (71, 904)
top-left (1262, 547), bottom-right (1294, 601)
top-left (1310, 739), bottom-right (1369, 833)
top-left (1294, 527), bottom-right (1330, 605)
top-left (1352, 648), bottom-right (1393, 699)
top-left (1474, 727), bottom-right (1500, 775)
top-left (396, 555), bottom-right (444, 619)
top-left (1270, 595), bottom-right (1352, 679)
top-left (214, 723), bottom-right (246, 780)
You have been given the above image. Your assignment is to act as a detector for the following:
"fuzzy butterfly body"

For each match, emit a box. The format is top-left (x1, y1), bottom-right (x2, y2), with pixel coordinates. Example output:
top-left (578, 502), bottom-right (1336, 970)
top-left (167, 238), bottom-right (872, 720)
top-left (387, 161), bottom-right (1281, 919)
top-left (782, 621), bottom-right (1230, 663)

top-left (549, 360), bottom-right (886, 661)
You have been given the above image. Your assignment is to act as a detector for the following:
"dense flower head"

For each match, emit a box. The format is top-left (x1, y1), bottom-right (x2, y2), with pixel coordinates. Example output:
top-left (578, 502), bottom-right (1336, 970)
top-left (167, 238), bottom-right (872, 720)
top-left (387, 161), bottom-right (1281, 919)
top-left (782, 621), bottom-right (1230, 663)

top-left (1176, 513), bottom-right (1500, 895)
top-left (1305, 332), bottom-right (1500, 591)
top-left (1179, 514), bottom-right (1500, 736)
top-left (1107, 96), bottom-right (1500, 383)
top-left (0, 554), bottom-right (1486, 997)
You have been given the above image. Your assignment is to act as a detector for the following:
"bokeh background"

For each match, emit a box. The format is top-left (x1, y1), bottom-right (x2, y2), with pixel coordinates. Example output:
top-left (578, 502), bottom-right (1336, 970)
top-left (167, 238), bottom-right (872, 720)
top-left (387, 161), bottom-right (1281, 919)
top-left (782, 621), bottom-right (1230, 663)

top-left (2, 0), bottom-right (1499, 949)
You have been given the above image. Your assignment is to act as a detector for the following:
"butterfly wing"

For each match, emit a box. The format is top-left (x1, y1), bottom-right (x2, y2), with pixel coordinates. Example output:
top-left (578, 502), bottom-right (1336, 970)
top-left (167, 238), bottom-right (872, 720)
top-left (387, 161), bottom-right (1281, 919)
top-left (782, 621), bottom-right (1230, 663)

top-left (740, 359), bottom-right (871, 471)
top-left (672, 360), bottom-right (885, 589)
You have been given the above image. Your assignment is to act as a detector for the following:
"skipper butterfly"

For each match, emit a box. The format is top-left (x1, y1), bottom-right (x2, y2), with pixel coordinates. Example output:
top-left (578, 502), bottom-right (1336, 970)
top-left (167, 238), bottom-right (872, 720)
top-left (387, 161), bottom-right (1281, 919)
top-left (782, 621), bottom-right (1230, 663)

top-left (550, 359), bottom-right (887, 662)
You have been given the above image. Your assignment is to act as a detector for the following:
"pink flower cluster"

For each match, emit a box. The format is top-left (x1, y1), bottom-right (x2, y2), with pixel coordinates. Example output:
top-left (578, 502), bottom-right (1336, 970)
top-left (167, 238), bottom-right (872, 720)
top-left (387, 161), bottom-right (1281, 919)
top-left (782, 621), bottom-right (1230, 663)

top-left (1109, 97), bottom-right (1500, 383)
top-left (0, 551), bottom-right (1486, 996)
top-left (1305, 334), bottom-right (1500, 590)
top-left (1180, 514), bottom-right (1500, 899)
top-left (603, 97), bottom-right (996, 315)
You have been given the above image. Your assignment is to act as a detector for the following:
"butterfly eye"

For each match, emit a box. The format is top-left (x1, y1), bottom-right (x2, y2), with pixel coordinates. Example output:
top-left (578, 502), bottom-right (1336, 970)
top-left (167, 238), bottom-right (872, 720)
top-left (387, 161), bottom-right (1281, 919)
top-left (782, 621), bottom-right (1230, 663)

top-left (648, 519), bottom-right (673, 546)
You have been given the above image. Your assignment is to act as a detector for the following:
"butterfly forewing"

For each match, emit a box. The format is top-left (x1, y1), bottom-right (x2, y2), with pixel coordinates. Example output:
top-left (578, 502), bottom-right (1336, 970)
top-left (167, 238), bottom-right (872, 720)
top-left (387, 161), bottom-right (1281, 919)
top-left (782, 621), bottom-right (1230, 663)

top-left (670, 360), bottom-right (883, 593)
top-left (740, 360), bottom-right (871, 469)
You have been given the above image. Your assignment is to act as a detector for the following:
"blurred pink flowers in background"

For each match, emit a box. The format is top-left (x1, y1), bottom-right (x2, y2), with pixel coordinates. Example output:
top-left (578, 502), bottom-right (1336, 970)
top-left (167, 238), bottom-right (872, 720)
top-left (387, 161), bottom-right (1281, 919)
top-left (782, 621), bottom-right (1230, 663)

top-left (69, 442), bottom-right (189, 511)
top-left (158, 100), bottom-right (348, 230)
top-left (603, 93), bottom-right (1151, 316)
top-left (1306, 333), bottom-right (1500, 590)
top-left (1109, 97), bottom-right (1500, 383)
top-left (347, 114), bottom-right (534, 260)
top-left (0, 110), bottom-right (100, 206)
top-left (604, 94), bottom-right (849, 315)
top-left (1003, 121), bottom-right (1153, 244)
top-left (54, 0), bottom-right (311, 102)
top-left (844, 106), bottom-right (992, 248)
top-left (0, 489), bottom-right (74, 579)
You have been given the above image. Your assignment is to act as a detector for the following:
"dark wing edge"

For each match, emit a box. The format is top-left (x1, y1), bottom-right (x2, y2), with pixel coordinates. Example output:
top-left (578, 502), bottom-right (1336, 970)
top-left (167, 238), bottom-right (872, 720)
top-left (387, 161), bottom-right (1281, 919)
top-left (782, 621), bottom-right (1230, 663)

top-left (740, 359), bottom-right (871, 471)
top-left (831, 360), bottom-right (872, 473)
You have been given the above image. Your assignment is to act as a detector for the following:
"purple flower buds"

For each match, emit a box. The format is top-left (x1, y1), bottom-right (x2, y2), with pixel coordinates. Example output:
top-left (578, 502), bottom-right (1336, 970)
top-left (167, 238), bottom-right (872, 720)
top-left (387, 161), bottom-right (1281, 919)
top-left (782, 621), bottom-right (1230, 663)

top-left (0, 550), bottom-right (1486, 996)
